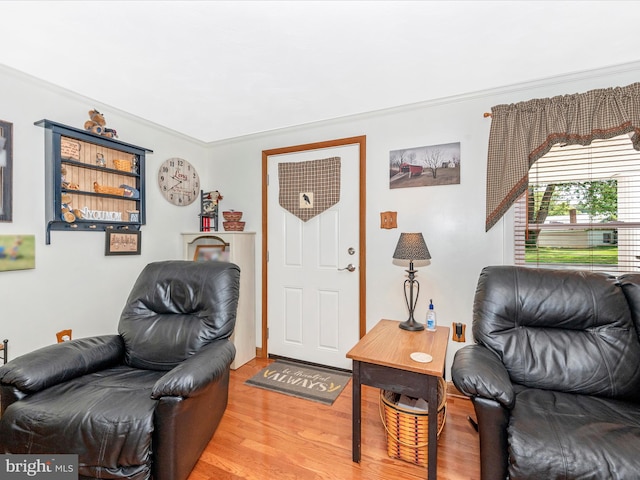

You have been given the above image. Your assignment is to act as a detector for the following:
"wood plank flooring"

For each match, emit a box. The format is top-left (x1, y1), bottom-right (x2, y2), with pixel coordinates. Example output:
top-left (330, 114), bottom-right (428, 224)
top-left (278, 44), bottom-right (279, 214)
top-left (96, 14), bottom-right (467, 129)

top-left (188, 358), bottom-right (480, 480)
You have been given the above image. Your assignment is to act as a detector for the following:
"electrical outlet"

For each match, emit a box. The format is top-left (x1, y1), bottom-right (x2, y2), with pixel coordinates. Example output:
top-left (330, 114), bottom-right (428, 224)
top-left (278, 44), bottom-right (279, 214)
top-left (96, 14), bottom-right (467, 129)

top-left (56, 329), bottom-right (72, 343)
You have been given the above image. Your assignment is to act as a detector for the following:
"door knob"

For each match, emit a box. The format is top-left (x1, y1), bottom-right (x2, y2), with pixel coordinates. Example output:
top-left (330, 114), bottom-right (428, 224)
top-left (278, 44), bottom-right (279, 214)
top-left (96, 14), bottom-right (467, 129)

top-left (338, 263), bottom-right (356, 272)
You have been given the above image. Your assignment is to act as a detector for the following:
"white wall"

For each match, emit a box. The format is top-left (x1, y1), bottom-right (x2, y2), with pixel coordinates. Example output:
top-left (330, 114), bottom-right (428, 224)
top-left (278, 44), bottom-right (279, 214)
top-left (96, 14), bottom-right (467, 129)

top-left (207, 61), bottom-right (640, 375)
top-left (2, 61), bottom-right (640, 376)
top-left (0, 65), bottom-right (210, 358)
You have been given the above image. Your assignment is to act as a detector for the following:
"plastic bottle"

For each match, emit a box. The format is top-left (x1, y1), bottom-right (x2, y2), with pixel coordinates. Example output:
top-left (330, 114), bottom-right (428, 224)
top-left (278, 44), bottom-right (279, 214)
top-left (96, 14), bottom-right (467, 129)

top-left (426, 299), bottom-right (437, 331)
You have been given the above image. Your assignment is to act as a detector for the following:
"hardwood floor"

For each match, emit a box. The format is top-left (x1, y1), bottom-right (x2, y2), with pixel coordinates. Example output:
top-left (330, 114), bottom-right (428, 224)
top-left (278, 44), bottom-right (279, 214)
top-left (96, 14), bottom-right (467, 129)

top-left (189, 358), bottom-right (481, 480)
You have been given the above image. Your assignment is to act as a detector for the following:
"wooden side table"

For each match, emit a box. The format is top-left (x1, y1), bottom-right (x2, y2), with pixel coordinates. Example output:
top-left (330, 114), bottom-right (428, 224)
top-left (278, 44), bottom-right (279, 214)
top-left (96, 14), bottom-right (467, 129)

top-left (346, 319), bottom-right (449, 480)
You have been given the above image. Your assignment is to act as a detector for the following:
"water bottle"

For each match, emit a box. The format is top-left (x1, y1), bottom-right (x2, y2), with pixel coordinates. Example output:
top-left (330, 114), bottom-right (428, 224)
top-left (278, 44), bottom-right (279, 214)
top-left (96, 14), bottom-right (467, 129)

top-left (426, 299), bottom-right (437, 331)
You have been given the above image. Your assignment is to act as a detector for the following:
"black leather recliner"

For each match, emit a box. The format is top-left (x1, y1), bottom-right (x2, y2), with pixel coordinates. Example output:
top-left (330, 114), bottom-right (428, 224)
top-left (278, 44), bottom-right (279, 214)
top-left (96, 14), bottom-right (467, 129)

top-left (452, 265), bottom-right (640, 480)
top-left (0, 260), bottom-right (240, 480)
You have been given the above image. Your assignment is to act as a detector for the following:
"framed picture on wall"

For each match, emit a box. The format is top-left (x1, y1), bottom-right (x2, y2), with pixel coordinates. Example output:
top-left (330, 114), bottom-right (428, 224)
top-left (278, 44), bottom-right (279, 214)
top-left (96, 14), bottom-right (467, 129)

top-left (0, 119), bottom-right (13, 222)
top-left (105, 230), bottom-right (141, 256)
top-left (194, 244), bottom-right (229, 262)
top-left (0, 235), bottom-right (35, 271)
top-left (389, 141), bottom-right (461, 189)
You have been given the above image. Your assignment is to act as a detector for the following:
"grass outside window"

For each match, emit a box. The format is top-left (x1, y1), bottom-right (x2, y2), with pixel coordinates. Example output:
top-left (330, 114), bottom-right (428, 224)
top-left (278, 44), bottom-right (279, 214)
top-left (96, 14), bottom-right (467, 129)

top-left (525, 246), bottom-right (618, 265)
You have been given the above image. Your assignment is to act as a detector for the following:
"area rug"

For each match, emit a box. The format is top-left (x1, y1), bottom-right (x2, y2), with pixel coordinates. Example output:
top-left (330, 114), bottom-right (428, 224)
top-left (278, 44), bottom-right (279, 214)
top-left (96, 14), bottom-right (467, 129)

top-left (245, 359), bottom-right (351, 405)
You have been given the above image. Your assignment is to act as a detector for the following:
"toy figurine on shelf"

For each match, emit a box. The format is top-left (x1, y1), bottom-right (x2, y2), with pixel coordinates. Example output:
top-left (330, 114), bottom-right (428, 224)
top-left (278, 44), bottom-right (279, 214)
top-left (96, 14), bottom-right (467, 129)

top-left (60, 166), bottom-right (79, 190)
top-left (84, 109), bottom-right (118, 138)
top-left (200, 190), bottom-right (223, 232)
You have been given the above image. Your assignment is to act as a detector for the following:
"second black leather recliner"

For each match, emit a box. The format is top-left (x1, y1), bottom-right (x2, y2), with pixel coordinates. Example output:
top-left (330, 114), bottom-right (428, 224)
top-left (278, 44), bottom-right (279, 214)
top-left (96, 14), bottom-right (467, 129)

top-left (452, 266), bottom-right (640, 480)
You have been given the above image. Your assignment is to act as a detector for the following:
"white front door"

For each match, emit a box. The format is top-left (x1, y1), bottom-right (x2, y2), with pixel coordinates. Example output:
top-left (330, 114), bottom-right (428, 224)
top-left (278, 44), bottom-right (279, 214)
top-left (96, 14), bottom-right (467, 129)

top-left (266, 140), bottom-right (363, 370)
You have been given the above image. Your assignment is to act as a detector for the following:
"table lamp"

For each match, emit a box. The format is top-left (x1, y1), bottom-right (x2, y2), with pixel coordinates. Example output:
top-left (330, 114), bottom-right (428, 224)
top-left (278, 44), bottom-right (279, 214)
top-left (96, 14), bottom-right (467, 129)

top-left (393, 232), bottom-right (431, 331)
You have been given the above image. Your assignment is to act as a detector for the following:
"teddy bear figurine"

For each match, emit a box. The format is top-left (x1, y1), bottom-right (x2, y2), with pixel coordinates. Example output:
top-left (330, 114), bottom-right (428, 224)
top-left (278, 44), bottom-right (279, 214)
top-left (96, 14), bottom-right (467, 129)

top-left (84, 109), bottom-right (118, 138)
top-left (60, 166), bottom-right (80, 190)
top-left (60, 193), bottom-right (84, 223)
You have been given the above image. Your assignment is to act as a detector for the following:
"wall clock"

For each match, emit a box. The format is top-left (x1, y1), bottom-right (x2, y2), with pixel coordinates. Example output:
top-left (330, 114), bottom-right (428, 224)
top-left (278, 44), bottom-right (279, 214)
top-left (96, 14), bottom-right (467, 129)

top-left (157, 157), bottom-right (200, 206)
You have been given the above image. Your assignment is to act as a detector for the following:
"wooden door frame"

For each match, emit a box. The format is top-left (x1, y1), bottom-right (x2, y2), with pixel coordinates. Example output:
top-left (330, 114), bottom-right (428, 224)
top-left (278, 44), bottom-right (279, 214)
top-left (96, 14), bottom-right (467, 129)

top-left (261, 136), bottom-right (366, 357)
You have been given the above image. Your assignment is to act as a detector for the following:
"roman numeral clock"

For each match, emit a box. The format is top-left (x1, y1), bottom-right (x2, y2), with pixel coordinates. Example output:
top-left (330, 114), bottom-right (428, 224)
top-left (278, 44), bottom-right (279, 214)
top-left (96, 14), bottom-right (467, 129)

top-left (157, 157), bottom-right (200, 206)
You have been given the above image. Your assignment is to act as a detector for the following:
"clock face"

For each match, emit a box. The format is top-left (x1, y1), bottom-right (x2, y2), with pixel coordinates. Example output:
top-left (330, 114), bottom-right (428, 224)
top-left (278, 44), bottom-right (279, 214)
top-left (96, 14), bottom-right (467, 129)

top-left (157, 157), bottom-right (200, 206)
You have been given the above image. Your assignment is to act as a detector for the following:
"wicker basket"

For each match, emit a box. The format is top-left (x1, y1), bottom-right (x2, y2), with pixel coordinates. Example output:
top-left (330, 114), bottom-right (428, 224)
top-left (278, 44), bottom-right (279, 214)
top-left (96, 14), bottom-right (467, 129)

top-left (223, 221), bottom-right (245, 231)
top-left (113, 159), bottom-right (132, 172)
top-left (222, 211), bottom-right (243, 222)
top-left (93, 181), bottom-right (125, 196)
top-left (379, 377), bottom-right (447, 465)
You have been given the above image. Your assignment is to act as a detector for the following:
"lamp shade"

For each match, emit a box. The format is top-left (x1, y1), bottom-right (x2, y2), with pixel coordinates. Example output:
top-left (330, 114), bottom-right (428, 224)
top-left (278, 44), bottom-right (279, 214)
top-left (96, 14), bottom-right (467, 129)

top-left (393, 232), bottom-right (431, 261)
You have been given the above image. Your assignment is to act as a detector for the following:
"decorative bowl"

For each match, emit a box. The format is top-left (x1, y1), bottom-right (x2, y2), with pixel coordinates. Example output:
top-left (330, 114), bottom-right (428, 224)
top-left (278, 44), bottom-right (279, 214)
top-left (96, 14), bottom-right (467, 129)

top-left (223, 221), bottom-right (245, 232)
top-left (223, 211), bottom-right (243, 222)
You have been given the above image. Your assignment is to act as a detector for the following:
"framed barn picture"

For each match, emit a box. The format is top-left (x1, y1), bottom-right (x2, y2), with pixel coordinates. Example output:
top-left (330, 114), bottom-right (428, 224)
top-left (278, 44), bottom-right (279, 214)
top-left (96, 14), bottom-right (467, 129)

top-left (390, 142), bottom-right (461, 189)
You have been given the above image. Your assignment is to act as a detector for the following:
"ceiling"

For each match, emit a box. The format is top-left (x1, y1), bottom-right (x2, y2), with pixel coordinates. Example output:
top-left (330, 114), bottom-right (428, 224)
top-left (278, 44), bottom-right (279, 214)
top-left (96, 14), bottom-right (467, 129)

top-left (2, 1), bottom-right (639, 143)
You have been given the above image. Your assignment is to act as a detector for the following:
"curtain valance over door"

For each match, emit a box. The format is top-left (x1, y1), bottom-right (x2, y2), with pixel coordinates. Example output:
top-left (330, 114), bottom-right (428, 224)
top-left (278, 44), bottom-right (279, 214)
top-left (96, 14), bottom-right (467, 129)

top-left (278, 157), bottom-right (341, 222)
top-left (485, 82), bottom-right (640, 231)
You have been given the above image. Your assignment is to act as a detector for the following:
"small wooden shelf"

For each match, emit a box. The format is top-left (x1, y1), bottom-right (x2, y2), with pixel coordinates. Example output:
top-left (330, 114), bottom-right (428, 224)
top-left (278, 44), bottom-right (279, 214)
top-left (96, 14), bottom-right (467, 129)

top-left (61, 159), bottom-right (139, 177)
top-left (61, 188), bottom-right (138, 201)
top-left (199, 190), bottom-right (221, 232)
top-left (35, 119), bottom-right (152, 244)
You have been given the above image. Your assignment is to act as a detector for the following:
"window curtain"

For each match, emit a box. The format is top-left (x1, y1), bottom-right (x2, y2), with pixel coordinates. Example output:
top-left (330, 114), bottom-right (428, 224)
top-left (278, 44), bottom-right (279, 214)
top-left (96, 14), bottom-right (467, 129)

top-left (485, 82), bottom-right (640, 231)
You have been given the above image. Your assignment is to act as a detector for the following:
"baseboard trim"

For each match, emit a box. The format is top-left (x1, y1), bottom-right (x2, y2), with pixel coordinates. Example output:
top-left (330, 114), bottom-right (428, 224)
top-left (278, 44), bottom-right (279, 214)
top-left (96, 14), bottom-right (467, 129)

top-left (267, 354), bottom-right (352, 374)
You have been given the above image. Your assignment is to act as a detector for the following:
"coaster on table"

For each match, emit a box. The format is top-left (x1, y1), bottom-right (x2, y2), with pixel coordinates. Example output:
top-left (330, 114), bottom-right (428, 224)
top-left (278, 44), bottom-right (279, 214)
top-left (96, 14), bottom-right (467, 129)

top-left (410, 352), bottom-right (433, 363)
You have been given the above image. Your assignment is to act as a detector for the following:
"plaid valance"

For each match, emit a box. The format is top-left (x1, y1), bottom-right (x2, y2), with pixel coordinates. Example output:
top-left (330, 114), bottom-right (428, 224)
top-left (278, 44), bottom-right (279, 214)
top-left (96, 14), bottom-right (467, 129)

top-left (278, 157), bottom-right (341, 222)
top-left (485, 82), bottom-right (640, 231)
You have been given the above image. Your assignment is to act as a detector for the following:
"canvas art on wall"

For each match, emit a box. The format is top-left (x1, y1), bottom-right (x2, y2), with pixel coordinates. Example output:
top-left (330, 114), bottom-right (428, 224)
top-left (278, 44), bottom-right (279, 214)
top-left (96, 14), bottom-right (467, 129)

top-left (389, 142), bottom-right (461, 189)
top-left (0, 235), bottom-right (35, 271)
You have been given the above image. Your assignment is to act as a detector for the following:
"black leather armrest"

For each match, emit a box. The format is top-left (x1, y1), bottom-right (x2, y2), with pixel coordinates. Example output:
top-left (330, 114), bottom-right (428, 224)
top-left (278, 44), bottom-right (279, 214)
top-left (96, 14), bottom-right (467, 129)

top-left (151, 339), bottom-right (236, 399)
top-left (452, 344), bottom-right (515, 408)
top-left (0, 335), bottom-right (124, 393)
top-left (473, 396), bottom-right (510, 480)
top-left (0, 384), bottom-right (28, 415)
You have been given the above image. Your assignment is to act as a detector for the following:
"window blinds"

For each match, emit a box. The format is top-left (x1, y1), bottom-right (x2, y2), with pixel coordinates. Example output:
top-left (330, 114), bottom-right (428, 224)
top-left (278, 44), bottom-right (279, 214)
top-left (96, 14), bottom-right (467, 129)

top-left (514, 134), bottom-right (640, 274)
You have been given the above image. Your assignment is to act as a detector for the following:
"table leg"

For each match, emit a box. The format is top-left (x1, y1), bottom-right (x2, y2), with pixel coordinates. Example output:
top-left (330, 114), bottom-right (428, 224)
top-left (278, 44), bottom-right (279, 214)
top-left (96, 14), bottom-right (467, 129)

top-left (427, 375), bottom-right (438, 480)
top-left (352, 360), bottom-right (361, 463)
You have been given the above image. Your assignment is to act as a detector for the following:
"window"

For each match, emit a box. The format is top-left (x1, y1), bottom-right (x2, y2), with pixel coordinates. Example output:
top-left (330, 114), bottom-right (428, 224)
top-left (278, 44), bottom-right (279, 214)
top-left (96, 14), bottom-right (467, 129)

top-left (514, 134), bottom-right (640, 274)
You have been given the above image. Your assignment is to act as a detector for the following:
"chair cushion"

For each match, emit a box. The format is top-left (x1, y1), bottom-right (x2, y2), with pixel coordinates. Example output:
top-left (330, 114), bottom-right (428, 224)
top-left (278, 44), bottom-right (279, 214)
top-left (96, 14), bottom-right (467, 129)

top-left (509, 388), bottom-right (640, 480)
top-left (118, 260), bottom-right (240, 370)
top-left (473, 266), bottom-right (640, 400)
top-left (0, 366), bottom-right (164, 480)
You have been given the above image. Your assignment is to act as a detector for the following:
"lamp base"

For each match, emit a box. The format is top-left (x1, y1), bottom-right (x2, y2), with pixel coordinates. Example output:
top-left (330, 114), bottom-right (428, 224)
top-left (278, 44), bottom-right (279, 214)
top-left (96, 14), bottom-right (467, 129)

top-left (398, 319), bottom-right (425, 331)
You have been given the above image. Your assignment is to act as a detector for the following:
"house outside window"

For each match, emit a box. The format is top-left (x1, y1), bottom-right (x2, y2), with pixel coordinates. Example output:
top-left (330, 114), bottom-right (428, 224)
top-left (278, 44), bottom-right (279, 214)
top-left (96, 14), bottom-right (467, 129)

top-left (514, 134), bottom-right (640, 274)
